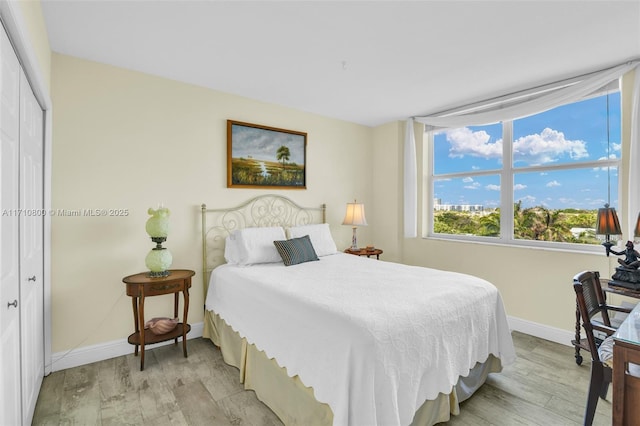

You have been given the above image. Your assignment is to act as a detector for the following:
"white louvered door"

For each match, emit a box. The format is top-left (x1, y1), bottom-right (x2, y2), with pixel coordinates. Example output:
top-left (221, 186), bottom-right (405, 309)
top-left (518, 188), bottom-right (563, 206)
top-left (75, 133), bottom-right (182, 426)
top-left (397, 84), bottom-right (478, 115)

top-left (19, 69), bottom-right (45, 425)
top-left (0, 20), bottom-right (45, 426)
top-left (0, 19), bottom-right (23, 426)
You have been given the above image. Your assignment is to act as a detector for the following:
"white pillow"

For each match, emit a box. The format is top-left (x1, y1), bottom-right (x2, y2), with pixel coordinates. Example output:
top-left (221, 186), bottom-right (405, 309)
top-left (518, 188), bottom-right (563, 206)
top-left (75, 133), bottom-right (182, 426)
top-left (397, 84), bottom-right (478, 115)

top-left (234, 226), bottom-right (286, 265)
top-left (288, 223), bottom-right (338, 257)
top-left (223, 233), bottom-right (241, 264)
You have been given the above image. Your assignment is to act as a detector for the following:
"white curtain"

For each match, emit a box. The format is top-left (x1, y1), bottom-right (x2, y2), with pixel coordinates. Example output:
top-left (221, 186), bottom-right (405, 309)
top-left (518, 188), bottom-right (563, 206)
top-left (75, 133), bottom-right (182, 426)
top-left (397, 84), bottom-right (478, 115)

top-left (404, 118), bottom-right (417, 238)
top-left (414, 62), bottom-right (638, 129)
top-left (628, 65), bottom-right (640, 237)
top-left (403, 60), bottom-right (639, 241)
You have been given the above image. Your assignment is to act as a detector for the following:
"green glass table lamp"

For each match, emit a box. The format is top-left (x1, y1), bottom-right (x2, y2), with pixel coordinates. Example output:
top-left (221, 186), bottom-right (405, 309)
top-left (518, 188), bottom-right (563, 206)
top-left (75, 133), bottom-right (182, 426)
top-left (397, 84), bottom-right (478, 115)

top-left (145, 206), bottom-right (172, 277)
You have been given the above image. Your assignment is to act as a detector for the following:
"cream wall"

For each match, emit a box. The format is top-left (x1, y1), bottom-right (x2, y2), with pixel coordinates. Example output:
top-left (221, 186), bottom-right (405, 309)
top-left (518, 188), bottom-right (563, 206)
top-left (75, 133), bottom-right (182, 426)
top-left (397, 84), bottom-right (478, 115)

top-left (371, 71), bottom-right (638, 336)
top-left (50, 53), bottom-right (373, 353)
top-left (15, 0), bottom-right (51, 91)
top-left (371, 121), bottom-right (403, 262)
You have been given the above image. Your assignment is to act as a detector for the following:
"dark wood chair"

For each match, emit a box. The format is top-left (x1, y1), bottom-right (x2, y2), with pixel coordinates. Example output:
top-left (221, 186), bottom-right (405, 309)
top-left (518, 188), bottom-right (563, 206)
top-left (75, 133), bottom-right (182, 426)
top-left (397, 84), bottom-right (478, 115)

top-left (573, 270), bottom-right (632, 426)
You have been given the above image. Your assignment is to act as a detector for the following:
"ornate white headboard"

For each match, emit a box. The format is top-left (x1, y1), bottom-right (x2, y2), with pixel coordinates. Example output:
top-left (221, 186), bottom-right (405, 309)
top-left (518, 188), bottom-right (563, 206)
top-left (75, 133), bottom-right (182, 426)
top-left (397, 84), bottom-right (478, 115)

top-left (201, 194), bottom-right (326, 295)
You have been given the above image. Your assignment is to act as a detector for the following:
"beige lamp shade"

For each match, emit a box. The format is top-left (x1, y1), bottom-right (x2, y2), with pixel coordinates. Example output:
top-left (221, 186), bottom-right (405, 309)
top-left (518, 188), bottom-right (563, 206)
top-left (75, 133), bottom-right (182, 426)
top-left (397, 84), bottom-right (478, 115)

top-left (342, 202), bottom-right (368, 226)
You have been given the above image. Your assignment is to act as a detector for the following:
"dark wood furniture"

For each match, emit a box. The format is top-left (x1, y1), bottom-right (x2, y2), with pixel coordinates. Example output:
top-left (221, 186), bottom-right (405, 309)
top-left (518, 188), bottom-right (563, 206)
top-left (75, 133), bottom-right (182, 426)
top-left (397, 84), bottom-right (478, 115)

top-left (573, 277), bottom-right (640, 365)
top-left (572, 271), bottom-right (633, 426)
top-left (344, 247), bottom-right (383, 260)
top-left (123, 269), bottom-right (194, 371)
top-left (613, 302), bottom-right (640, 425)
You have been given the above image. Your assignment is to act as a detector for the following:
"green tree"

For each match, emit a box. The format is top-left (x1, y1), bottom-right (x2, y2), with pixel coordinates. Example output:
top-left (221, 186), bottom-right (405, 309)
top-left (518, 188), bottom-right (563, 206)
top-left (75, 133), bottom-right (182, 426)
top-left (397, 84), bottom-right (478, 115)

top-left (478, 212), bottom-right (500, 237)
top-left (514, 204), bottom-right (575, 242)
top-left (276, 145), bottom-right (291, 170)
top-left (435, 202), bottom-right (600, 245)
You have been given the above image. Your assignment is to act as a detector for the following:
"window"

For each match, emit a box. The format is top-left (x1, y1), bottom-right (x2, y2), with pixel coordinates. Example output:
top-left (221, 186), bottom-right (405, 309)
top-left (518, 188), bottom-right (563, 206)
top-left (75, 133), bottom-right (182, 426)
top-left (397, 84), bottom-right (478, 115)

top-left (429, 90), bottom-right (620, 249)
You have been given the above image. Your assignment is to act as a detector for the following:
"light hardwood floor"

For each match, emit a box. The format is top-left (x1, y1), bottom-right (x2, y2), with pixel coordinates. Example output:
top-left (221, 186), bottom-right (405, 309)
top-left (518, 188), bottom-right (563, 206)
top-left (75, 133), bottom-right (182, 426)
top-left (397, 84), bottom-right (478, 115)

top-left (33, 331), bottom-right (611, 425)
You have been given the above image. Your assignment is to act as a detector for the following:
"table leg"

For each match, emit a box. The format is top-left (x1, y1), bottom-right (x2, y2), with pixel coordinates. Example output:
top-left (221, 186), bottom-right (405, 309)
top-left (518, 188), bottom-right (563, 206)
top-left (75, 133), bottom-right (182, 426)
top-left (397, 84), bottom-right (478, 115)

top-left (173, 292), bottom-right (179, 345)
top-left (131, 296), bottom-right (139, 356)
top-left (139, 293), bottom-right (146, 371)
top-left (182, 283), bottom-right (190, 358)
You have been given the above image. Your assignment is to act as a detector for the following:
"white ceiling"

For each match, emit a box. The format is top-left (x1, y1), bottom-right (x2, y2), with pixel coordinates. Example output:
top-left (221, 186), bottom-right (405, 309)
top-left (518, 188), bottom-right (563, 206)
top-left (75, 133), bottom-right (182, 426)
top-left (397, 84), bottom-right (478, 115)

top-left (41, 1), bottom-right (640, 127)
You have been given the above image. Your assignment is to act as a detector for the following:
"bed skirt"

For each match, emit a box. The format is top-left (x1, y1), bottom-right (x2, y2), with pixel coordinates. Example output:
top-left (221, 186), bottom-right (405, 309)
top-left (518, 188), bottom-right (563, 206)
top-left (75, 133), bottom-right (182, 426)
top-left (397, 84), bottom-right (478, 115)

top-left (203, 310), bottom-right (502, 426)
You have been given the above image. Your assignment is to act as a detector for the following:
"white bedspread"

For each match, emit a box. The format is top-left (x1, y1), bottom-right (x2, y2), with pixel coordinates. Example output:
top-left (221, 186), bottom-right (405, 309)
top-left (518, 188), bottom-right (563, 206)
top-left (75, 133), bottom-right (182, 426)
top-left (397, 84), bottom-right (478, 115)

top-left (205, 253), bottom-right (515, 426)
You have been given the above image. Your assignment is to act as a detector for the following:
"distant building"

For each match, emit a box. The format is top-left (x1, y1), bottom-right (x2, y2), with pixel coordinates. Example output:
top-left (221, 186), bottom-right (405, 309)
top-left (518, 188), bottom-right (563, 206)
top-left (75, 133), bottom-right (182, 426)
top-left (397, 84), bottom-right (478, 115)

top-left (433, 198), bottom-right (485, 214)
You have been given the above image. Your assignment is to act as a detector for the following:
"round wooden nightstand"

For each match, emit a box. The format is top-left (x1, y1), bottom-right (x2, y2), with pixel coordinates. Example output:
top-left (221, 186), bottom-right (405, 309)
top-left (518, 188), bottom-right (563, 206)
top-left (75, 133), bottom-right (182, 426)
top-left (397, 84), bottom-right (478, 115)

top-left (123, 269), bottom-right (195, 371)
top-left (344, 248), bottom-right (383, 260)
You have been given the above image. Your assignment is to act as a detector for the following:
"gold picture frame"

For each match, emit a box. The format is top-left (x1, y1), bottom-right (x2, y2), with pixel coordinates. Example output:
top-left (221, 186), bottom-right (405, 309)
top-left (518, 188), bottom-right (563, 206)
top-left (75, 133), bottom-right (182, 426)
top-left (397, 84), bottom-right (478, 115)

top-left (227, 120), bottom-right (307, 189)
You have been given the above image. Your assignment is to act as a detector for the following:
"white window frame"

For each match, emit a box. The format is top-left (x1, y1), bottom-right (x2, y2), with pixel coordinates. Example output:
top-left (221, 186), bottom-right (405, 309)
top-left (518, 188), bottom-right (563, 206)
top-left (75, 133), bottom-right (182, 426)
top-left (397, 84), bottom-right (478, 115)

top-left (425, 89), bottom-right (621, 253)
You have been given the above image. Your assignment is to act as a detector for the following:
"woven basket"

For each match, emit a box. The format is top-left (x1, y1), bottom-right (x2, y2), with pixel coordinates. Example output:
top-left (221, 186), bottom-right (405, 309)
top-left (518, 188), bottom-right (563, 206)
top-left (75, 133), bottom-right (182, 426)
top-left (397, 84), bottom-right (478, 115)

top-left (144, 317), bottom-right (178, 335)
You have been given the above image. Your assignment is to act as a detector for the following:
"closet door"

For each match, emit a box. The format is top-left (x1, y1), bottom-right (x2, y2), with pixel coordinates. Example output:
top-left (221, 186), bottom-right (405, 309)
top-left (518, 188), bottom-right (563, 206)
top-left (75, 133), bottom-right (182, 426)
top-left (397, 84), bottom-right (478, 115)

top-left (0, 23), bottom-right (22, 426)
top-left (19, 69), bottom-right (44, 425)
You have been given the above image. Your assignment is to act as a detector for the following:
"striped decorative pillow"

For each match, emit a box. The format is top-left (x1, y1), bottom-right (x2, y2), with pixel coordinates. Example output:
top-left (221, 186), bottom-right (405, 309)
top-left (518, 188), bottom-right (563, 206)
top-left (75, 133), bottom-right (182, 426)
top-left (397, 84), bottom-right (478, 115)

top-left (273, 235), bottom-right (319, 266)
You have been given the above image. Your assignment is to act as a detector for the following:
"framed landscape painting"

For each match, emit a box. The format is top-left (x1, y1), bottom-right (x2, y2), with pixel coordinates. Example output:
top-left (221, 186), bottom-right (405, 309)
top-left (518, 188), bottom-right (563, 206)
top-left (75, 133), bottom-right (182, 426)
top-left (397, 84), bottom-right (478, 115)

top-left (227, 120), bottom-right (307, 189)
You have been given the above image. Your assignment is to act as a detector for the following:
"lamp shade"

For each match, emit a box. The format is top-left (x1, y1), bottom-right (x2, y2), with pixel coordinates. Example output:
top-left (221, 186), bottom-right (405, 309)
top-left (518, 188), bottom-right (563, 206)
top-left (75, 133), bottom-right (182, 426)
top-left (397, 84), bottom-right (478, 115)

top-left (595, 205), bottom-right (622, 236)
top-left (635, 212), bottom-right (640, 238)
top-left (342, 202), bottom-right (367, 226)
top-left (146, 207), bottom-right (170, 238)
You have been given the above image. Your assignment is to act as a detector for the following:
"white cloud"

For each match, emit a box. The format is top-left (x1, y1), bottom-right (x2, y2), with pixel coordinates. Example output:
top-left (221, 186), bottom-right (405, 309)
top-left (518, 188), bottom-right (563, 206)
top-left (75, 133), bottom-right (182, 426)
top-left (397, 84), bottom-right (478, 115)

top-left (462, 177), bottom-right (474, 183)
top-left (445, 126), bottom-right (589, 166)
top-left (513, 128), bottom-right (588, 165)
top-left (514, 184), bottom-right (527, 190)
top-left (445, 127), bottom-right (502, 159)
top-left (464, 182), bottom-right (481, 190)
top-left (546, 180), bottom-right (561, 187)
top-left (486, 184), bottom-right (500, 191)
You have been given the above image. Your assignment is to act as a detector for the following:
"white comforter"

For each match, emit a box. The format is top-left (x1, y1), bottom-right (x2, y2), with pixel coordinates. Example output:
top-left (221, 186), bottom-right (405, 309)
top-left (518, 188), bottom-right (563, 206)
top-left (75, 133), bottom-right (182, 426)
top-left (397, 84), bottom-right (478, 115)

top-left (205, 253), bottom-right (515, 426)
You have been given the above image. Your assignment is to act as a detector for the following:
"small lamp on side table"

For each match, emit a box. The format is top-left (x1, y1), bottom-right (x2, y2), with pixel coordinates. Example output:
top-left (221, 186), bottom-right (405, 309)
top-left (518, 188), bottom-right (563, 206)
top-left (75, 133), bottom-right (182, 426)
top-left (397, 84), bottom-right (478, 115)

top-left (145, 205), bottom-right (173, 277)
top-left (595, 203), bottom-right (622, 256)
top-left (342, 200), bottom-right (367, 250)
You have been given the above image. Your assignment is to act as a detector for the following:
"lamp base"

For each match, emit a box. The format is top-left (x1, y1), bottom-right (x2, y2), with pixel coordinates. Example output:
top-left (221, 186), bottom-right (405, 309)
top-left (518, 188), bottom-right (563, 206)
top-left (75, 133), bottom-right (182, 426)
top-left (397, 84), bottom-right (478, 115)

top-left (147, 270), bottom-right (171, 278)
top-left (610, 267), bottom-right (640, 291)
top-left (350, 227), bottom-right (358, 250)
top-left (145, 247), bottom-right (173, 278)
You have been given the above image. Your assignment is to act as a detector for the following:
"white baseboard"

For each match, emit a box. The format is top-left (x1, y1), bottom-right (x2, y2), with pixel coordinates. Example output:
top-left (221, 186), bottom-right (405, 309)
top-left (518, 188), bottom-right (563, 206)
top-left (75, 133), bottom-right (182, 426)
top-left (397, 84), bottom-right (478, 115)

top-left (507, 315), bottom-right (573, 347)
top-left (48, 322), bottom-right (204, 372)
top-left (48, 318), bottom-right (573, 372)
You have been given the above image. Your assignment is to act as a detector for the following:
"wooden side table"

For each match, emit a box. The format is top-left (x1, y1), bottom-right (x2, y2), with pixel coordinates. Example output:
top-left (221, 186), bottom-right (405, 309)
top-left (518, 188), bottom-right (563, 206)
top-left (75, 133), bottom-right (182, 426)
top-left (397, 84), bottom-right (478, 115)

top-left (613, 339), bottom-right (640, 425)
top-left (345, 248), bottom-right (383, 260)
top-left (612, 301), bottom-right (640, 425)
top-left (123, 269), bottom-right (194, 371)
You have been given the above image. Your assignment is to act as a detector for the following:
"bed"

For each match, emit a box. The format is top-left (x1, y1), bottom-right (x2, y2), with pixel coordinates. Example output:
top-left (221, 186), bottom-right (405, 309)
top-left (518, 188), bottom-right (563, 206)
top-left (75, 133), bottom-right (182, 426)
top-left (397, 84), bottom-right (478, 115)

top-left (201, 195), bottom-right (515, 426)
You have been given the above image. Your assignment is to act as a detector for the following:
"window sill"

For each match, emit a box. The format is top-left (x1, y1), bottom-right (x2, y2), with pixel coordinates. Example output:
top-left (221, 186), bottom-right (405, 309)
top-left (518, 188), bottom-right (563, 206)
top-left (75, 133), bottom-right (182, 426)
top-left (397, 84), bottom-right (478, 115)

top-left (423, 234), bottom-right (613, 256)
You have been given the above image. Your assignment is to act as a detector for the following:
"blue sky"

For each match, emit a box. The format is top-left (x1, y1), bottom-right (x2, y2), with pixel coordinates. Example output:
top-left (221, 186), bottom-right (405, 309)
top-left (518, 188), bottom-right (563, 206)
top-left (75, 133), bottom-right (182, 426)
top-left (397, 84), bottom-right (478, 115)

top-left (433, 92), bottom-right (620, 210)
